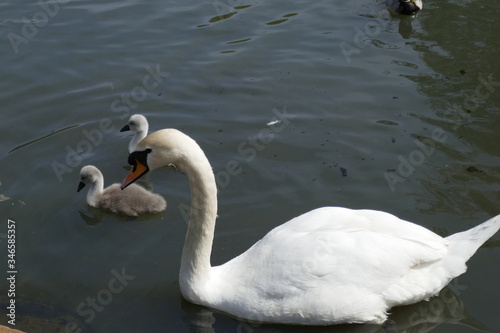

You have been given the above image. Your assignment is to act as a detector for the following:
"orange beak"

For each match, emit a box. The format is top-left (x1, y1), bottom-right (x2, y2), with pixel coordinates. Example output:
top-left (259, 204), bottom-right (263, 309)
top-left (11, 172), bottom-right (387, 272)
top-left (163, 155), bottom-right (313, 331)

top-left (121, 159), bottom-right (149, 189)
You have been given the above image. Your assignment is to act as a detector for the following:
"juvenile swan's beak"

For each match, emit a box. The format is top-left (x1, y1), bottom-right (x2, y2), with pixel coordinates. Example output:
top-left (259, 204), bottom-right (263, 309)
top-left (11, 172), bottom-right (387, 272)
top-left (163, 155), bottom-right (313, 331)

top-left (121, 159), bottom-right (149, 189)
top-left (77, 182), bottom-right (86, 192)
top-left (120, 124), bottom-right (131, 132)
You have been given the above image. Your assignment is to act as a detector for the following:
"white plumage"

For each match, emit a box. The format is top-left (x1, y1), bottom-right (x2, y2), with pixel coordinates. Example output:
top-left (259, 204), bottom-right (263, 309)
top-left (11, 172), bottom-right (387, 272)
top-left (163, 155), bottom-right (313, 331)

top-left (120, 129), bottom-right (500, 325)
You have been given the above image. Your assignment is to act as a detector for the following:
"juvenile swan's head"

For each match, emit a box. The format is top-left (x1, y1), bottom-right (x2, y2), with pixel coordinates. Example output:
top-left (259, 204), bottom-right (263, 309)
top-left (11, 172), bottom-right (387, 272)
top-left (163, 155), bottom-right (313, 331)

top-left (120, 114), bottom-right (149, 134)
top-left (77, 165), bottom-right (103, 192)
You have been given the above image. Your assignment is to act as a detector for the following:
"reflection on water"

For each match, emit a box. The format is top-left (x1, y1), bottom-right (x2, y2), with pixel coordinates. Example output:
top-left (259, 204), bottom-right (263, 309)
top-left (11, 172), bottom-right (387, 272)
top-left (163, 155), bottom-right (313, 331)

top-left (384, 1), bottom-right (500, 223)
top-left (0, 296), bottom-right (92, 333)
top-left (0, 284), bottom-right (491, 333)
top-left (77, 207), bottom-right (166, 226)
top-left (182, 286), bottom-right (486, 333)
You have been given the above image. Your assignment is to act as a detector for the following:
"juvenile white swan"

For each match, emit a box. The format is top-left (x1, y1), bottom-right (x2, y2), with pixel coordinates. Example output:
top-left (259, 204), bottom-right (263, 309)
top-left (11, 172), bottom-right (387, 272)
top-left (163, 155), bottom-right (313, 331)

top-left (385, 0), bottom-right (423, 15)
top-left (120, 114), bottom-right (149, 153)
top-left (120, 129), bottom-right (500, 325)
top-left (78, 165), bottom-right (166, 217)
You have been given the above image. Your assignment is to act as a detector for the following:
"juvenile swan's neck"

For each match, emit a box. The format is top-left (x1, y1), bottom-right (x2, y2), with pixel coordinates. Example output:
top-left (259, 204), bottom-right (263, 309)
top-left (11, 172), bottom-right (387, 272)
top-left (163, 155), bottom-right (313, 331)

top-left (178, 145), bottom-right (218, 303)
top-left (130, 128), bottom-right (148, 153)
top-left (87, 177), bottom-right (104, 207)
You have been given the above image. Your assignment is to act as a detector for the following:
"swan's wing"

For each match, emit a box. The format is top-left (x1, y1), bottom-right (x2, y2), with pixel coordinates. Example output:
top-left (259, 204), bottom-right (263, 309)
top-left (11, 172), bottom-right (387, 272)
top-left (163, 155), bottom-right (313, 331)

top-left (238, 207), bottom-right (447, 285)
top-left (213, 207), bottom-right (449, 323)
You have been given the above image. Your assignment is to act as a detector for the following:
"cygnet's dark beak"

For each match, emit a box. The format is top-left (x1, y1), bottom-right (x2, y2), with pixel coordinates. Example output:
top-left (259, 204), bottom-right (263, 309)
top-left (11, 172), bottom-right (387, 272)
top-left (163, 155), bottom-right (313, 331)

top-left (120, 124), bottom-right (130, 132)
top-left (399, 0), bottom-right (421, 15)
top-left (77, 182), bottom-right (86, 192)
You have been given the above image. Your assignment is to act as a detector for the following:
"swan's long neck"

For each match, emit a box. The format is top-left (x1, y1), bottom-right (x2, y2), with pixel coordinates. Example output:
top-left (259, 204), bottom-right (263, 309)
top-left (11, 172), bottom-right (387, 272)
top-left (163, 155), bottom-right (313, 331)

top-left (178, 147), bottom-right (218, 302)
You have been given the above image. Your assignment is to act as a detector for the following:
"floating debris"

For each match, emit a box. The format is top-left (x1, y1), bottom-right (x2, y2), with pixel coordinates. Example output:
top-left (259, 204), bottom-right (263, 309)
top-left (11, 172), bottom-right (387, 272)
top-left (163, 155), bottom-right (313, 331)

top-left (0, 194), bottom-right (11, 201)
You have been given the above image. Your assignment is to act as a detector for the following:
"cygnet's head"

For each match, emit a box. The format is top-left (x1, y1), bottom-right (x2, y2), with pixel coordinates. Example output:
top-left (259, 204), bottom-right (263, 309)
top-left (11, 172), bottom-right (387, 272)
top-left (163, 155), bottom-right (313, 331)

top-left (120, 114), bottom-right (149, 134)
top-left (77, 165), bottom-right (103, 192)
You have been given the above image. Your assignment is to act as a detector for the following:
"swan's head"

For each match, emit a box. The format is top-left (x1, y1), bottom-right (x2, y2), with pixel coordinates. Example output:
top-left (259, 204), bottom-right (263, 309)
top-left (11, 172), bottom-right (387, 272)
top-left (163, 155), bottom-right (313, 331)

top-left (77, 165), bottom-right (102, 192)
top-left (387, 0), bottom-right (423, 15)
top-left (121, 129), bottom-right (196, 189)
top-left (120, 114), bottom-right (149, 133)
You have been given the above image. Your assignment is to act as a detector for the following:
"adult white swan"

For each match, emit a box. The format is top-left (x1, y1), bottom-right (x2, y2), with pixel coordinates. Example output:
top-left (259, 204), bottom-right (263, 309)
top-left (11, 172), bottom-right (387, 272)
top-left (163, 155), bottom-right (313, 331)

top-left (120, 129), bottom-right (500, 325)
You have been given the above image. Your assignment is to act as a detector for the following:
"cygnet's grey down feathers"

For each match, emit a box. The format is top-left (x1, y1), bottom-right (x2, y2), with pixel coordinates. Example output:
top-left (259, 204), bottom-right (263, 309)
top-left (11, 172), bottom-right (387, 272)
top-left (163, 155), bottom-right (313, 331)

top-left (95, 183), bottom-right (166, 216)
top-left (78, 165), bottom-right (166, 217)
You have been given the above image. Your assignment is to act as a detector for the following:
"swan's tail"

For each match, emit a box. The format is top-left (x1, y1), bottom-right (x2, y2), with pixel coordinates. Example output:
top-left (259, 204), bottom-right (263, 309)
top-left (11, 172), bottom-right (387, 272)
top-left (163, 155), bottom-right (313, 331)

top-left (445, 214), bottom-right (500, 261)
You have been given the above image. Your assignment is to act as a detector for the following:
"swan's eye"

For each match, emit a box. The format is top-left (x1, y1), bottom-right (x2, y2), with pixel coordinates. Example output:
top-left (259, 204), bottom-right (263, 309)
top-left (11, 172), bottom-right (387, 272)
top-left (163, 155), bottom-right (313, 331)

top-left (129, 121), bottom-right (135, 126)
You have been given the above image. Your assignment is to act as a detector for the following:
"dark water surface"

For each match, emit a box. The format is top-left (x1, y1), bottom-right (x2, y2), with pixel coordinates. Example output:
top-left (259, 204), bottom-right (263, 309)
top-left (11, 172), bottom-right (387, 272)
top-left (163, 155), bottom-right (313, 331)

top-left (1, 0), bottom-right (499, 332)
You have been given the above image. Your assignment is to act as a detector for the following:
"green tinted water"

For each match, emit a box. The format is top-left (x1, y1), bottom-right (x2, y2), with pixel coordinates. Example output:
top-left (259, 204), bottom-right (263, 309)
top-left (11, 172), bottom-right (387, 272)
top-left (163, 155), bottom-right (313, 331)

top-left (1, 0), bottom-right (499, 332)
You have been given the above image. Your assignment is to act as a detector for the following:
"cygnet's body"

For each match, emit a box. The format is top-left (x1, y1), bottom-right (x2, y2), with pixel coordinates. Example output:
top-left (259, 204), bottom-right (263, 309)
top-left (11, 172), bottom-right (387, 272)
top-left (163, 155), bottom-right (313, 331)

top-left (385, 0), bottom-right (423, 15)
top-left (77, 165), bottom-right (166, 217)
top-left (121, 114), bottom-right (149, 153)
